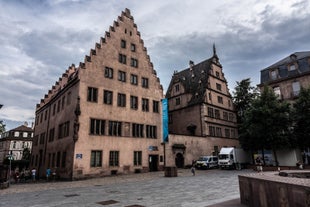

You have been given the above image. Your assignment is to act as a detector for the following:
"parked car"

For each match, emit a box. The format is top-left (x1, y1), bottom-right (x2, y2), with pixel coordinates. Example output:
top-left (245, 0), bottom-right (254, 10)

top-left (195, 156), bottom-right (218, 169)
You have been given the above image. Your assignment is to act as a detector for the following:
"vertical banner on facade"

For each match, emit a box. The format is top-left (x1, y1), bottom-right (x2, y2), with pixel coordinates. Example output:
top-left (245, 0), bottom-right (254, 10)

top-left (162, 98), bottom-right (169, 143)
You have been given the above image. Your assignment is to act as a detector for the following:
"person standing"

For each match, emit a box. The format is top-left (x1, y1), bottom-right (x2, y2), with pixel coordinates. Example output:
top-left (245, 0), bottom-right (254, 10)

top-left (46, 168), bottom-right (51, 181)
top-left (31, 168), bottom-right (36, 182)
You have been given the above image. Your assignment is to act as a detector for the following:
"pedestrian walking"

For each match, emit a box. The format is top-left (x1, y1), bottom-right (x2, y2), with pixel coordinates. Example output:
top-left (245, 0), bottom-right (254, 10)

top-left (31, 168), bottom-right (36, 181)
top-left (191, 165), bottom-right (196, 176)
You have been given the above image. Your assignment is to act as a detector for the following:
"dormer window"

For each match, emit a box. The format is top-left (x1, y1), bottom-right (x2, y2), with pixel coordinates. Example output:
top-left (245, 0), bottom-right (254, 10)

top-left (288, 64), bottom-right (296, 71)
top-left (270, 69), bottom-right (277, 80)
top-left (175, 84), bottom-right (180, 92)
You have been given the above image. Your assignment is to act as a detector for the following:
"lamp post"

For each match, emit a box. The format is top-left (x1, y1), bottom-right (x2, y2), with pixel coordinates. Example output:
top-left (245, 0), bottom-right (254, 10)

top-left (7, 154), bottom-right (13, 185)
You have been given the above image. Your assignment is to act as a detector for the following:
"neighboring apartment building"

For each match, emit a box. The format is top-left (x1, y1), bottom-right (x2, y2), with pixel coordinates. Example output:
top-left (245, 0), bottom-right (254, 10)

top-left (165, 46), bottom-right (239, 167)
top-left (258, 51), bottom-right (310, 102)
top-left (31, 9), bottom-right (164, 180)
top-left (257, 51), bottom-right (310, 166)
top-left (0, 123), bottom-right (33, 166)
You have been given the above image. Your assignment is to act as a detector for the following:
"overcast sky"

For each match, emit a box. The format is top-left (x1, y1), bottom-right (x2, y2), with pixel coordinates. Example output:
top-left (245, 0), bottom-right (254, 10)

top-left (1, 0), bottom-right (310, 130)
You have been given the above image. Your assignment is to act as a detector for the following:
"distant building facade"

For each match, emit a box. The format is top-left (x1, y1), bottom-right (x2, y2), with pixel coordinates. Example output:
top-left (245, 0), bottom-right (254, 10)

top-left (165, 47), bottom-right (239, 167)
top-left (0, 123), bottom-right (33, 166)
top-left (258, 51), bottom-right (310, 102)
top-left (31, 9), bottom-right (164, 180)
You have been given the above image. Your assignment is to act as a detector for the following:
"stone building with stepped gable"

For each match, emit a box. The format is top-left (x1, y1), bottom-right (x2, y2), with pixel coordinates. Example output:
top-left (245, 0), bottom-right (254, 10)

top-left (31, 9), bottom-right (164, 179)
top-left (164, 46), bottom-right (239, 167)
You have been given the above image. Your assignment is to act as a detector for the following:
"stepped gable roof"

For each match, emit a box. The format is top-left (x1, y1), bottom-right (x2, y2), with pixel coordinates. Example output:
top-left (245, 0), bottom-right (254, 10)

top-left (10, 125), bottom-right (33, 132)
top-left (166, 58), bottom-right (212, 105)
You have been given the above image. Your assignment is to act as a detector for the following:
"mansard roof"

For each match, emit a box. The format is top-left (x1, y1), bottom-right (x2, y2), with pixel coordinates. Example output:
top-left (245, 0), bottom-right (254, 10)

top-left (165, 57), bottom-right (213, 105)
top-left (11, 125), bottom-right (33, 132)
top-left (260, 51), bottom-right (310, 84)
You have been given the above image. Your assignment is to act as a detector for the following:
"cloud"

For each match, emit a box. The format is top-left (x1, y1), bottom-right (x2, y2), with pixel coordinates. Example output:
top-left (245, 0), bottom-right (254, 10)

top-left (1, 0), bottom-right (310, 130)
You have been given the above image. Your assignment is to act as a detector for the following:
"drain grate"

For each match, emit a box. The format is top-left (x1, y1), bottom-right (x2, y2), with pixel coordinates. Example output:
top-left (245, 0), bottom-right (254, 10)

top-left (64, 194), bottom-right (80, 197)
top-left (124, 205), bottom-right (145, 207)
top-left (97, 200), bottom-right (119, 205)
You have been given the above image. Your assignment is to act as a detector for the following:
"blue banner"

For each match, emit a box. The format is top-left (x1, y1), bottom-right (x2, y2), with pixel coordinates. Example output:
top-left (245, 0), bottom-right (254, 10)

top-left (162, 98), bottom-right (169, 143)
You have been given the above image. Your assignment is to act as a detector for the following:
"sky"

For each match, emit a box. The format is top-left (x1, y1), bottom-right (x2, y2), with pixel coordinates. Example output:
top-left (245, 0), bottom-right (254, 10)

top-left (0, 0), bottom-right (310, 130)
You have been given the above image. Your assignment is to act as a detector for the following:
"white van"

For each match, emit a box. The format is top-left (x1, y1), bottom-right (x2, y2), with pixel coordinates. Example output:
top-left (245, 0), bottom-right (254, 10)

top-left (195, 156), bottom-right (218, 169)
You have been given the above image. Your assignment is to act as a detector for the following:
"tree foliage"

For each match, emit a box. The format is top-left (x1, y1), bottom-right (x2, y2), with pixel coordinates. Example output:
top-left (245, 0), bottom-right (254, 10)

top-left (292, 87), bottom-right (310, 149)
top-left (0, 120), bottom-right (5, 134)
top-left (241, 86), bottom-right (291, 165)
top-left (233, 78), bottom-right (258, 150)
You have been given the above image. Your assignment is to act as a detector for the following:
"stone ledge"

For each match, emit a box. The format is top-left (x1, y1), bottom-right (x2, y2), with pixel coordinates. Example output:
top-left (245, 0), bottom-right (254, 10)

top-left (239, 170), bottom-right (310, 207)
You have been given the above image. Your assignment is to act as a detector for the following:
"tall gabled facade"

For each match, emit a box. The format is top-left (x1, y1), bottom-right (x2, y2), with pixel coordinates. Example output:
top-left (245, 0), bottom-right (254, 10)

top-left (31, 9), bottom-right (164, 179)
top-left (258, 51), bottom-right (310, 103)
top-left (165, 47), bottom-right (238, 159)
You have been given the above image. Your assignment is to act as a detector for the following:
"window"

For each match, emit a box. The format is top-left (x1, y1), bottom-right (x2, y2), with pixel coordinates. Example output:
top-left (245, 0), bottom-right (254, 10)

top-left (118, 70), bottom-right (126, 82)
top-left (209, 126), bottom-right (215, 136)
top-left (142, 77), bottom-right (149, 88)
top-left (62, 96), bottom-right (65, 110)
top-left (23, 132), bottom-right (28, 138)
top-left (48, 128), bottom-right (55, 142)
top-left (119, 54), bottom-right (126, 64)
top-left (90, 119), bottom-right (105, 135)
top-left (57, 100), bottom-right (61, 112)
top-left (292, 81), bottom-right (300, 96)
top-left (216, 127), bottom-right (222, 137)
top-left (133, 151), bottom-right (142, 166)
top-left (109, 151), bottom-right (119, 166)
top-left (229, 113), bottom-right (234, 122)
top-left (273, 86), bottom-right (281, 98)
top-left (217, 96), bottom-right (223, 104)
top-left (130, 74), bottom-right (138, 85)
top-left (104, 90), bottom-right (113, 105)
top-left (132, 123), bottom-right (144, 137)
top-left (67, 92), bottom-right (71, 105)
top-left (56, 151), bottom-right (61, 167)
top-left (45, 110), bottom-right (48, 120)
top-left (13, 141), bottom-right (16, 149)
top-left (288, 64), bottom-right (296, 71)
top-left (33, 135), bottom-right (39, 146)
top-left (146, 125), bottom-right (157, 138)
top-left (153, 100), bottom-right (159, 113)
top-left (215, 71), bottom-right (220, 77)
top-left (131, 43), bottom-right (136, 52)
top-left (61, 151), bottom-right (66, 168)
top-left (215, 109), bottom-right (220, 119)
top-left (91, 150), bottom-right (102, 167)
top-left (142, 98), bottom-right (149, 112)
top-left (58, 121), bottom-right (70, 138)
top-left (40, 133), bottom-right (45, 145)
top-left (117, 93), bottom-right (126, 107)
top-left (131, 58), bottom-right (138, 68)
top-left (270, 70), bottom-right (277, 80)
top-left (208, 107), bottom-right (214, 118)
top-left (105, 67), bottom-right (113, 79)
top-left (87, 87), bottom-right (98, 102)
top-left (130, 96), bottom-right (138, 109)
top-left (216, 83), bottom-right (222, 91)
top-left (14, 131), bottom-right (19, 137)
top-left (231, 129), bottom-right (236, 138)
top-left (223, 112), bottom-right (228, 120)
top-left (175, 97), bottom-right (180, 105)
top-left (225, 128), bottom-right (230, 138)
top-left (175, 84), bottom-right (180, 92)
top-left (53, 104), bottom-right (56, 116)
top-left (109, 121), bottom-right (122, 136)
top-left (121, 39), bottom-right (126, 48)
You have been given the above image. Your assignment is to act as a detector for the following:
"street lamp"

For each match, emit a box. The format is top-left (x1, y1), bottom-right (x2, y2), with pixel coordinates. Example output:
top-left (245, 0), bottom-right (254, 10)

top-left (7, 154), bottom-right (13, 185)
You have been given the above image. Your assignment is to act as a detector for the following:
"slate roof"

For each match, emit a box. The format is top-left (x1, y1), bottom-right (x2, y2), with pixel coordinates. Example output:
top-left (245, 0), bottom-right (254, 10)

top-left (165, 57), bottom-right (214, 105)
top-left (10, 125), bottom-right (33, 132)
top-left (260, 51), bottom-right (310, 84)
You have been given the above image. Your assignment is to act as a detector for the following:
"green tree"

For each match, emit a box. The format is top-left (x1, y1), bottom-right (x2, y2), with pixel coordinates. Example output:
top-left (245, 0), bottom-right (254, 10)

top-left (292, 87), bottom-right (310, 150)
top-left (0, 120), bottom-right (5, 134)
top-left (242, 86), bottom-right (291, 166)
top-left (233, 78), bottom-right (258, 151)
top-left (22, 147), bottom-right (31, 161)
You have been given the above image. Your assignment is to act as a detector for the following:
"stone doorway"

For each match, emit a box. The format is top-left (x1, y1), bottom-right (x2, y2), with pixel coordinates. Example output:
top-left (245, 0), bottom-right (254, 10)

top-left (175, 153), bottom-right (184, 168)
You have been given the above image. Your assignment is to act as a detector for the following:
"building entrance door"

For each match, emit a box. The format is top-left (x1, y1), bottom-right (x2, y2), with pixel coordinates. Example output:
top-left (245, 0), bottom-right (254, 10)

top-left (149, 155), bottom-right (158, 172)
top-left (175, 153), bottom-right (184, 168)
